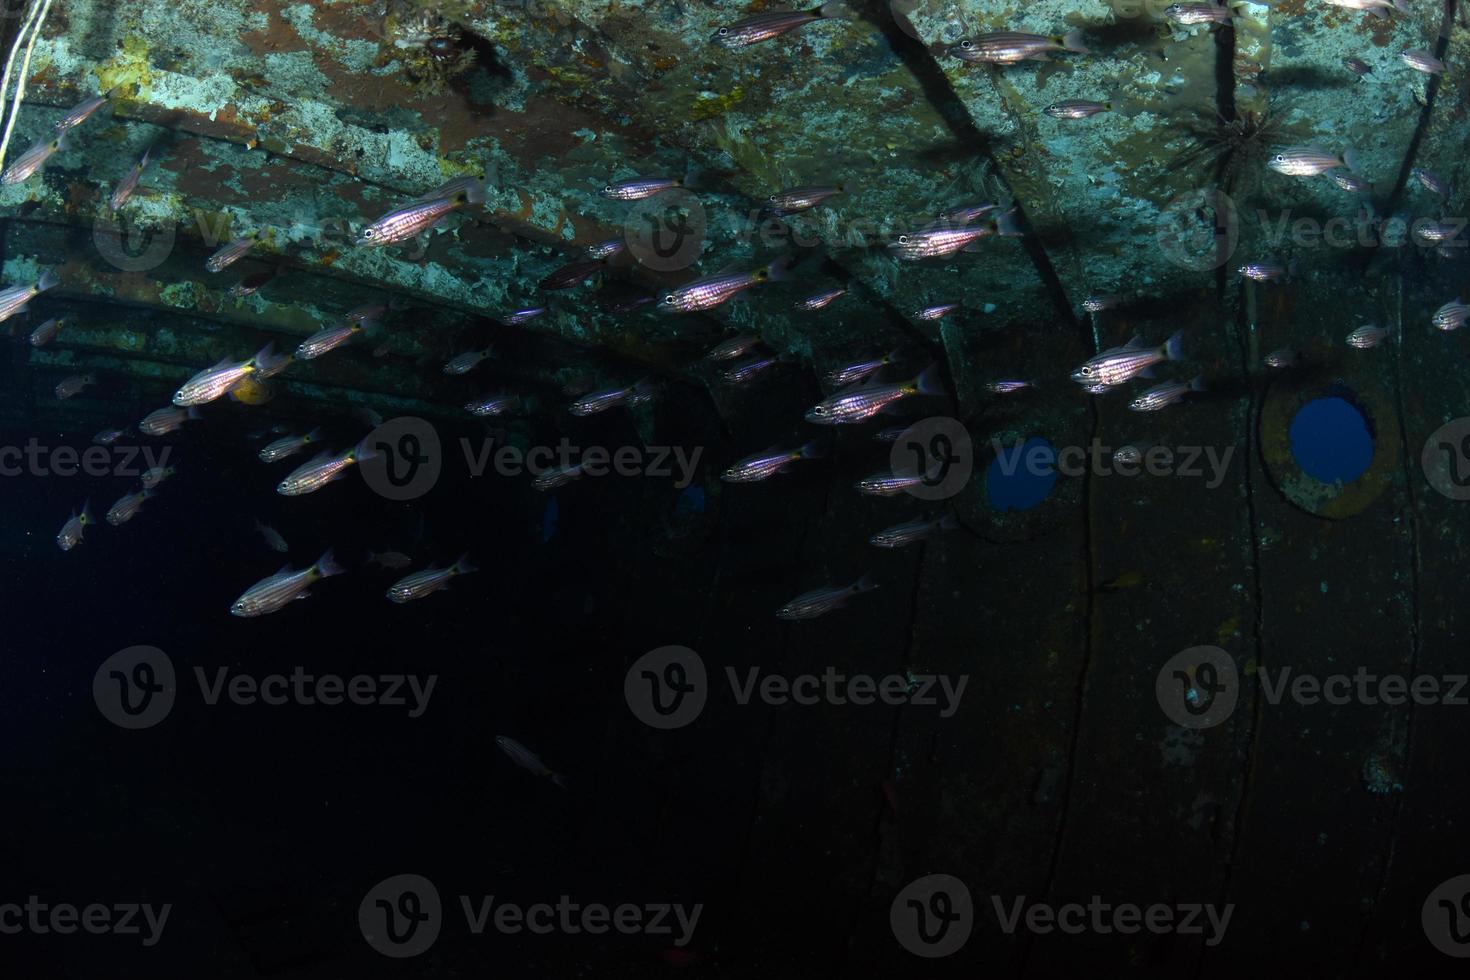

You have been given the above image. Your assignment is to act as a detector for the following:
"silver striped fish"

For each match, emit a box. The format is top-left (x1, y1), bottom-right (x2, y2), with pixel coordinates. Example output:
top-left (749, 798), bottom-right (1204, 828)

top-left (1070, 333), bottom-right (1184, 388)
top-left (231, 550), bottom-right (346, 617)
top-left (1401, 48), bottom-right (1445, 74)
top-left (805, 364), bottom-right (941, 424)
top-left (776, 574), bottom-right (877, 620)
top-left (0, 132), bottom-right (67, 183)
top-left (55, 90), bottom-right (116, 131)
top-left (532, 462), bottom-right (586, 491)
top-left (569, 379), bottom-right (655, 416)
top-left (1045, 99), bottom-right (1111, 119)
top-left (826, 350), bottom-right (895, 388)
top-left (712, 2), bottom-right (851, 48)
top-left (106, 489), bottom-right (155, 526)
top-left (950, 30), bottom-right (1088, 64)
top-left (890, 226), bottom-right (993, 260)
top-left (600, 177), bottom-right (680, 201)
top-left (766, 184), bottom-right (844, 215)
top-left (466, 394), bottom-right (519, 417)
top-left (260, 429), bottom-right (323, 463)
top-left (707, 333), bottom-right (763, 361)
top-left (1129, 376), bottom-right (1206, 411)
top-left (870, 513), bottom-right (958, 548)
top-left (495, 735), bottom-right (566, 787)
top-left (205, 234), bottom-right (259, 273)
top-left (109, 148), bottom-right (149, 211)
top-left (856, 471), bottom-right (927, 496)
top-left (140, 466), bottom-right (176, 489)
top-left (1267, 146), bottom-right (1357, 177)
top-left (723, 355), bottom-right (784, 386)
top-left (277, 441), bottom-right (375, 496)
top-left (57, 502), bottom-right (93, 551)
top-left (1432, 299), bottom-right (1470, 331)
top-left (587, 237), bottom-right (627, 260)
top-left (296, 323), bottom-right (362, 360)
top-left (795, 288), bottom-right (846, 312)
top-left (29, 316), bottom-right (64, 347)
top-left (356, 179), bottom-right (484, 246)
top-left (140, 406), bottom-right (200, 436)
top-left (174, 343), bottom-right (285, 406)
top-left (443, 348), bottom-right (494, 375)
top-left (386, 555), bottom-right (478, 603)
top-left (722, 442), bottom-right (822, 483)
top-left (659, 265), bottom-right (780, 314)
top-left (0, 269), bottom-right (59, 324)
top-left (54, 374), bottom-right (95, 399)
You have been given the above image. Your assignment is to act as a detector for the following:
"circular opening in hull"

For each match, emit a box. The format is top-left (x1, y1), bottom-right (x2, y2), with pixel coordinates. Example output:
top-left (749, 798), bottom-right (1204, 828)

top-left (986, 437), bottom-right (1057, 512)
top-left (1289, 396), bottom-right (1373, 485)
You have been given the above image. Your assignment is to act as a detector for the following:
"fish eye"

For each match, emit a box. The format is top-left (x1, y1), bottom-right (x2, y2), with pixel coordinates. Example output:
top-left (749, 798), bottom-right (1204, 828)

top-left (898, 235), bottom-right (910, 244)
top-left (603, 185), bottom-right (615, 193)
top-left (1081, 366), bottom-right (1092, 376)
top-left (960, 39), bottom-right (973, 48)
top-left (662, 294), bottom-right (676, 304)
top-left (718, 27), bottom-right (729, 35)
top-left (1273, 154), bottom-right (1286, 162)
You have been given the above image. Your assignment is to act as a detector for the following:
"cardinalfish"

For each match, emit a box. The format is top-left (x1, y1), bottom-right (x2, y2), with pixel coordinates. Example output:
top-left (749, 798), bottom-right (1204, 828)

top-left (722, 443), bottom-right (824, 483)
top-left (950, 30), bottom-right (1088, 64)
top-left (1323, 0), bottom-right (1409, 15)
top-left (503, 307), bottom-right (545, 325)
top-left (723, 354), bottom-right (789, 386)
top-left (93, 428), bottom-right (127, 445)
top-left (987, 380), bottom-right (1032, 394)
top-left (108, 148), bottom-right (150, 211)
top-left (466, 393), bottom-right (519, 417)
top-left (1083, 295), bottom-right (1121, 313)
top-left (106, 489), bottom-right (156, 526)
top-left (205, 233), bottom-right (264, 273)
top-left (54, 88), bottom-right (120, 131)
top-left (857, 470), bottom-right (934, 496)
top-left (259, 428), bottom-right (323, 463)
top-left (806, 364), bottom-right (942, 424)
top-left (712, 3), bottom-right (852, 47)
top-left (827, 350), bottom-right (897, 388)
top-left (1129, 377), bottom-right (1206, 412)
top-left (600, 177), bottom-right (680, 201)
top-left (1267, 146), bottom-right (1359, 178)
top-left (387, 555), bottom-right (478, 603)
top-left (357, 178), bottom-right (485, 246)
top-left (1432, 299), bottom-right (1470, 331)
top-left (368, 550), bottom-right (413, 569)
top-left (496, 736), bottom-right (566, 788)
top-left (139, 406), bottom-right (200, 436)
top-left (888, 215), bottom-right (1017, 261)
top-left (657, 260), bottom-right (788, 314)
top-left (1044, 99), bottom-right (1111, 119)
top-left (570, 379), bottom-right (655, 417)
top-left (230, 550), bottom-right (345, 617)
top-left (54, 374), bottom-right (95, 399)
top-left (1163, 1), bottom-right (1241, 25)
top-left (28, 317), bottom-right (65, 347)
top-left (1401, 49), bottom-right (1445, 74)
top-left (870, 513), bottom-right (958, 549)
top-left (57, 502), bottom-right (93, 551)
top-left (777, 574), bottom-right (877, 620)
top-left (1412, 168), bottom-right (1449, 196)
top-left (532, 462), bottom-right (586, 492)
top-left (254, 519), bottom-right (289, 552)
top-left (1239, 259), bottom-right (1291, 282)
top-left (914, 303), bottom-right (959, 321)
top-left (230, 268), bottom-right (277, 298)
top-left (443, 348), bottom-right (494, 375)
top-left (707, 334), bottom-right (763, 362)
top-left (1264, 349), bottom-right (1298, 368)
top-left (0, 269), bottom-right (59, 324)
top-left (141, 466), bottom-right (176, 489)
top-left (795, 288), bottom-right (846, 311)
top-left (277, 440), bottom-right (377, 496)
top-left (587, 237), bottom-right (627, 260)
top-left (1346, 324), bottom-right (1392, 348)
top-left (0, 132), bottom-right (68, 184)
top-left (540, 260), bottom-right (605, 291)
top-left (765, 184), bottom-right (844, 216)
top-left (297, 323), bottom-right (363, 360)
top-left (1070, 332), bottom-right (1184, 388)
top-left (173, 343), bottom-right (289, 406)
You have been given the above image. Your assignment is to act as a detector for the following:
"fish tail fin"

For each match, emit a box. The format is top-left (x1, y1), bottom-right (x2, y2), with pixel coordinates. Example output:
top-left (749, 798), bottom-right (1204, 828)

top-left (315, 549), bottom-right (346, 578)
top-left (1190, 374), bottom-right (1207, 392)
top-left (54, 130), bottom-right (70, 152)
top-left (764, 253), bottom-right (799, 283)
top-left (251, 341), bottom-right (277, 368)
top-left (799, 440), bottom-right (826, 459)
top-left (1393, 0), bottom-right (1411, 11)
top-left (629, 378), bottom-right (657, 405)
top-left (1060, 29), bottom-right (1089, 53)
top-left (81, 499), bottom-right (93, 524)
top-left (914, 361), bottom-right (945, 396)
top-left (35, 268), bottom-right (59, 292)
top-left (818, 1), bottom-right (855, 18)
top-left (1342, 147), bottom-right (1361, 174)
top-left (461, 177), bottom-right (486, 205)
top-left (1164, 330), bottom-right (1186, 361)
top-left (453, 553), bottom-right (479, 576)
top-left (353, 436), bottom-right (380, 463)
top-left (551, 772), bottom-right (568, 789)
top-left (185, 406), bottom-right (201, 421)
top-left (304, 427), bottom-right (322, 443)
top-left (994, 206), bottom-right (1025, 238)
top-left (853, 573), bottom-right (879, 594)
